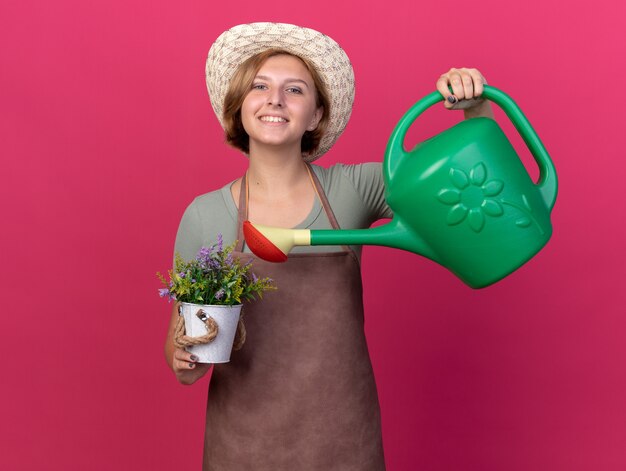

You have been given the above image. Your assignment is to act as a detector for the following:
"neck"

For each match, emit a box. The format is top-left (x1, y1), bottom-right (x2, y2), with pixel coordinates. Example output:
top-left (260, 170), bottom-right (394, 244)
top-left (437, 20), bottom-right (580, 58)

top-left (247, 146), bottom-right (310, 196)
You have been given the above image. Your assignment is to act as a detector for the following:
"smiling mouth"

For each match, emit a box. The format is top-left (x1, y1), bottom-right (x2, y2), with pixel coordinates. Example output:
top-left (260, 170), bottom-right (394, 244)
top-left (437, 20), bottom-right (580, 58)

top-left (259, 116), bottom-right (288, 123)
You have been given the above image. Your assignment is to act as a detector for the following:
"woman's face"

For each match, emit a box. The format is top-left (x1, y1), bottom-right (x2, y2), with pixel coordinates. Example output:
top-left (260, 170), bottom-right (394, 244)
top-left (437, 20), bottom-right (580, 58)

top-left (241, 54), bottom-right (323, 155)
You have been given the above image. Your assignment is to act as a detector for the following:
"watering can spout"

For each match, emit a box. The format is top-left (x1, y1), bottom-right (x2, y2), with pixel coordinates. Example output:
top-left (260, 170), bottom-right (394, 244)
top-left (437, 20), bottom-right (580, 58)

top-left (244, 219), bottom-right (437, 263)
top-left (311, 218), bottom-right (437, 261)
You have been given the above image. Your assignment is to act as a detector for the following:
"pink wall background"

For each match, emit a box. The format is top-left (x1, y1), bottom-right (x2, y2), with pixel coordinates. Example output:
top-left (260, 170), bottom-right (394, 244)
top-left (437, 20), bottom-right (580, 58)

top-left (2, 0), bottom-right (625, 469)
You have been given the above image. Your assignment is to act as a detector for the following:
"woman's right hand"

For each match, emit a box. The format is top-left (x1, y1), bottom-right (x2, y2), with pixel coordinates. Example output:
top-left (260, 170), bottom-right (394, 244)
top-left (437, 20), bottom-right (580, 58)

top-left (165, 303), bottom-right (212, 385)
top-left (170, 347), bottom-right (212, 385)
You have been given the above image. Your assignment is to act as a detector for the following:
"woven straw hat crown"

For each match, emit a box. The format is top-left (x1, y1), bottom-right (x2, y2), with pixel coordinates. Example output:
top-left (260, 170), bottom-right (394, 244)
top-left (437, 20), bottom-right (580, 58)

top-left (205, 23), bottom-right (355, 162)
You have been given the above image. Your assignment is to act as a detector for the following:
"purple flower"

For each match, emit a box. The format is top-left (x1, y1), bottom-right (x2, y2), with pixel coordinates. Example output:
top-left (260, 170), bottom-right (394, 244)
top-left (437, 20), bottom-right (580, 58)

top-left (215, 288), bottom-right (224, 300)
top-left (179, 272), bottom-right (186, 278)
top-left (197, 246), bottom-right (213, 266)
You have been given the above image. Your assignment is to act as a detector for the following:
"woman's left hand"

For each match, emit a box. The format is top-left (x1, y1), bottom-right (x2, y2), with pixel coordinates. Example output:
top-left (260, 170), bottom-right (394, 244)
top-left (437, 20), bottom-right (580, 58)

top-left (436, 67), bottom-right (494, 119)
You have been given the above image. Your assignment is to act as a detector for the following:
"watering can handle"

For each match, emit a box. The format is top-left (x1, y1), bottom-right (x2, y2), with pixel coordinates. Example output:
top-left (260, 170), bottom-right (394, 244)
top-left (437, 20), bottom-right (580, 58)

top-left (384, 85), bottom-right (558, 210)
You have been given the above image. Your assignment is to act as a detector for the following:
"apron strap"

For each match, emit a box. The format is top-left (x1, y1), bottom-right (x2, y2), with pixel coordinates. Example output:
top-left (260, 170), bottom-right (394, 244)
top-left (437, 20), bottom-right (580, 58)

top-left (235, 172), bottom-right (248, 253)
top-left (305, 164), bottom-right (340, 231)
top-left (235, 164), bottom-right (352, 255)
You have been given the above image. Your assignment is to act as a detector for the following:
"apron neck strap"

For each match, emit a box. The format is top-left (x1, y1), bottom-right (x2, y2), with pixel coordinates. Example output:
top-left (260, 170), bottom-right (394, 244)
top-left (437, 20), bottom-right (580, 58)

top-left (235, 172), bottom-right (249, 252)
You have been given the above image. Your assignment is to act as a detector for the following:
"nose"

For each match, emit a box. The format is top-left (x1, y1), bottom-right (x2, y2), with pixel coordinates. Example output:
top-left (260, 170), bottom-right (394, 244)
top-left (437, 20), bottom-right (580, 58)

top-left (267, 88), bottom-right (284, 107)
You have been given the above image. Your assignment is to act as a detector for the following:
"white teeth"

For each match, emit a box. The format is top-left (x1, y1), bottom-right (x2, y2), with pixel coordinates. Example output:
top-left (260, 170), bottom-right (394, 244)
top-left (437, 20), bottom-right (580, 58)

top-left (260, 116), bottom-right (286, 123)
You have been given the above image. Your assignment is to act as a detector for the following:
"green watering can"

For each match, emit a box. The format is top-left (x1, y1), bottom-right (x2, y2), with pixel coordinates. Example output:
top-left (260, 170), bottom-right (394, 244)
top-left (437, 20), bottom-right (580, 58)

top-left (244, 85), bottom-right (558, 288)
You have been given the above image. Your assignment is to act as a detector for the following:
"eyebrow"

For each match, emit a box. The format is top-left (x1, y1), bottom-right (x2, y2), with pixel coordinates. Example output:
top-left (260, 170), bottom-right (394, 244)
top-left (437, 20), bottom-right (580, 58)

top-left (254, 75), bottom-right (310, 88)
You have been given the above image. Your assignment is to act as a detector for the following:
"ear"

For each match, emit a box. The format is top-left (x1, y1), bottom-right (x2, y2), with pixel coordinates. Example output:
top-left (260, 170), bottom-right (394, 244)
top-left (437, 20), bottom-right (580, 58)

top-left (306, 106), bottom-right (323, 131)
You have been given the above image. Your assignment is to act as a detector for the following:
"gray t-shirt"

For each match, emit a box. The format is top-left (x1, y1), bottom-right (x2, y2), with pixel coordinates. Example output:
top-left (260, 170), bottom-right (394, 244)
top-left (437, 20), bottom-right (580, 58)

top-left (174, 163), bottom-right (393, 262)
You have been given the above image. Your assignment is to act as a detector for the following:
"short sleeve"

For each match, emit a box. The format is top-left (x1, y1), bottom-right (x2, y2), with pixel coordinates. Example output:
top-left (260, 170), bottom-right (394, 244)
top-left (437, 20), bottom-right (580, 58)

top-left (339, 163), bottom-right (393, 221)
top-left (173, 201), bottom-right (204, 264)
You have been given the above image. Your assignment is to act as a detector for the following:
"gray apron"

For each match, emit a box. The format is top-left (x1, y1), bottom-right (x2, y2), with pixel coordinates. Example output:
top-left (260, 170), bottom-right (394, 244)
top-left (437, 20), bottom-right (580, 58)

top-left (203, 167), bottom-right (385, 470)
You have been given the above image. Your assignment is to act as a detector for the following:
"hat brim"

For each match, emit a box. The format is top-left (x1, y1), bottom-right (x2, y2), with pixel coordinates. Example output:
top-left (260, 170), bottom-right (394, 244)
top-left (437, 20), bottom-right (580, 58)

top-left (205, 23), bottom-right (355, 162)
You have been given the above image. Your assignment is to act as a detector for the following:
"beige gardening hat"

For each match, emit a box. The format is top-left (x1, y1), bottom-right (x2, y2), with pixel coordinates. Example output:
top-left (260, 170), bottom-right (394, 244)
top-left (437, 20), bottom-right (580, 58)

top-left (205, 22), bottom-right (355, 162)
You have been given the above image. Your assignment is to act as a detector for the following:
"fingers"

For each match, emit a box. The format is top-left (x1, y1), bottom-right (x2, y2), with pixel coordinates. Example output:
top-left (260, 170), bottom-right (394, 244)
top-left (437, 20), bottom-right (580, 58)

top-left (437, 68), bottom-right (487, 109)
top-left (173, 348), bottom-right (199, 371)
top-left (170, 348), bottom-right (212, 385)
top-left (436, 75), bottom-right (456, 107)
top-left (468, 69), bottom-right (487, 96)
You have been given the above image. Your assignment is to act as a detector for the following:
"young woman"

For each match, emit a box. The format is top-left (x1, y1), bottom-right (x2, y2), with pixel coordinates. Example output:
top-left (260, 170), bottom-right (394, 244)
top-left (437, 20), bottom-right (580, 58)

top-left (164, 23), bottom-right (494, 470)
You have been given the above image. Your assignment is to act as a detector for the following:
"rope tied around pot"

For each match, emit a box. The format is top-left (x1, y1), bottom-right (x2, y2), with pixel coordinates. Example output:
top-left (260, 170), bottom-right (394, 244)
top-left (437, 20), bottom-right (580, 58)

top-left (174, 306), bottom-right (246, 351)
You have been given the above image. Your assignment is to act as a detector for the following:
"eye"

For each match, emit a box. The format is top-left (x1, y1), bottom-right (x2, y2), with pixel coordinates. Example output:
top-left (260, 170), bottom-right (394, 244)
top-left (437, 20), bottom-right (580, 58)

top-left (286, 87), bottom-right (303, 94)
top-left (251, 83), bottom-right (267, 91)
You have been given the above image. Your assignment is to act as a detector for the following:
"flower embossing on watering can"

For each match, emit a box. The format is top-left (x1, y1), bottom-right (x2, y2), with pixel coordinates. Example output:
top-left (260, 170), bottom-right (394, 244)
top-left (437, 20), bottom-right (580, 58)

top-left (437, 162), bottom-right (545, 235)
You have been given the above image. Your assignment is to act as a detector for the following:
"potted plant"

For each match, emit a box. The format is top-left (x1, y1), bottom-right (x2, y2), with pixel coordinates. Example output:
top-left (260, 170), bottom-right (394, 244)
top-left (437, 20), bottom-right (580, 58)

top-left (158, 235), bottom-right (275, 363)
